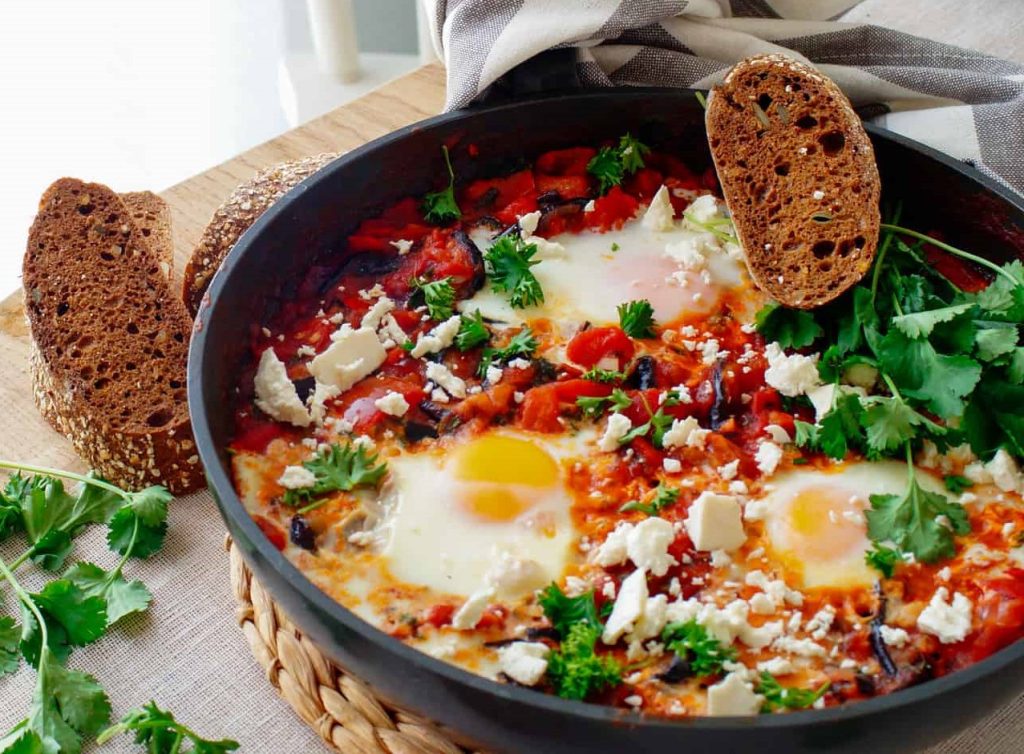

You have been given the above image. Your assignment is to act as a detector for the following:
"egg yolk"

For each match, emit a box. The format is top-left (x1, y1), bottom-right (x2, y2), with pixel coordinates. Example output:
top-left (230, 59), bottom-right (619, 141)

top-left (452, 435), bottom-right (560, 522)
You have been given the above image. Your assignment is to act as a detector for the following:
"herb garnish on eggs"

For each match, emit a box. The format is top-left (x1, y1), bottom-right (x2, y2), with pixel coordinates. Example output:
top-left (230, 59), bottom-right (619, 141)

top-left (421, 145), bottom-right (461, 225)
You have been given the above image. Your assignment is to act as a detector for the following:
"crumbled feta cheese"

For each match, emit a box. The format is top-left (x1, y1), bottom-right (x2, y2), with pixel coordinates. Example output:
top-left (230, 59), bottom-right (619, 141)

top-left (630, 595), bottom-right (669, 642)
top-left (602, 570), bottom-right (648, 644)
top-left (879, 625), bottom-right (910, 648)
top-left (642, 185), bottom-right (675, 232)
top-left (728, 480), bottom-right (748, 495)
top-left (360, 296), bottom-right (395, 331)
top-left (664, 236), bottom-right (707, 271)
top-left (583, 199), bottom-right (596, 213)
top-left (498, 642), bottom-right (549, 686)
top-left (743, 498), bottom-right (771, 521)
top-left (748, 593), bottom-right (775, 615)
top-left (374, 391), bottom-right (409, 417)
top-left (451, 587), bottom-right (495, 630)
top-left (707, 672), bottom-right (763, 716)
top-left (254, 348), bottom-right (311, 427)
top-left (390, 239), bottom-right (413, 254)
top-left (685, 492), bottom-right (746, 551)
top-left (764, 342), bottom-right (822, 397)
top-left (700, 338), bottom-right (721, 365)
top-left (964, 461), bottom-right (993, 485)
top-left (985, 449), bottom-right (1024, 493)
top-left (593, 522), bottom-right (631, 567)
top-left (661, 416), bottom-right (709, 449)
top-left (295, 344), bottom-right (316, 358)
top-left (757, 657), bottom-right (795, 676)
top-left (717, 459), bottom-right (740, 480)
top-left (425, 362), bottom-right (467, 399)
top-left (430, 388), bottom-right (450, 403)
top-left (518, 210), bottom-right (542, 236)
top-left (309, 325), bottom-right (387, 393)
top-left (663, 458), bottom-right (682, 474)
top-left (507, 357), bottom-right (532, 370)
top-left (277, 465), bottom-right (316, 489)
top-left (805, 606), bottom-right (836, 640)
top-left (772, 636), bottom-right (827, 658)
top-left (937, 566), bottom-right (951, 581)
top-left (710, 549), bottom-right (732, 568)
top-left (599, 413), bottom-right (632, 452)
top-left (486, 556), bottom-right (547, 598)
top-left (626, 518), bottom-right (678, 577)
top-left (764, 424), bottom-right (792, 444)
top-left (685, 194), bottom-right (719, 224)
top-left (485, 364), bottom-right (504, 384)
top-left (755, 440), bottom-right (784, 476)
top-left (411, 315), bottom-right (462, 357)
top-left (917, 588), bottom-right (972, 644)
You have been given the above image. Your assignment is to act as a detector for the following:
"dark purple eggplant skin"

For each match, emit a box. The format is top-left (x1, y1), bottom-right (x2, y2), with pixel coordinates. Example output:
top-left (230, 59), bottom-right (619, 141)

top-left (290, 515), bottom-right (317, 551)
top-left (708, 362), bottom-right (730, 430)
top-left (626, 356), bottom-right (656, 390)
top-left (657, 655), bottom-right (694, 684)
top-left (452, 229), bottom-right (486, 295)
top-left (404, 420), bottom-right (439, 443)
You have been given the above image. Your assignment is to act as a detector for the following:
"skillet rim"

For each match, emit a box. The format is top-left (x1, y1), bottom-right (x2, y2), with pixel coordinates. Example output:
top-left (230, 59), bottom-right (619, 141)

top-left (187, 86), bottom-right (1024, 734)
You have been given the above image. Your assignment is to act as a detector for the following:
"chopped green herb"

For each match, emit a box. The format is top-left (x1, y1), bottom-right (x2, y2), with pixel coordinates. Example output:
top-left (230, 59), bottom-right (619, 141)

top-left (454, 310), bottom-right (490, 351)
top-left (617, 133), bottom-right (651, 175)
top-left (410, 276), bottom-right (456, 321)
top-left (282, 442), bottom-right (387, 510)
top-left (661, 620), bottom-right (736, 676)
top-left (757, 673), bottom-right (829, 712)
top-left (537, 583), bottom-right (602, 638)
top-left (586, 134), bottom-right (651, 194)
top-left (944, 474), bottom-right (973, 494)
top-left (483, 235), bottom-right (544, 309)
top-left (755, 301), bottom-right (824, 349)
top-left (421, 145), bottom-right (461, 224)
top-left (546, 622), bottom-right (622, 701)
top-left (617, 299), bottom-right (657, 339)
top-left (576, 388), bottom-right (632, 420)
top-left (610, 242), bottom-right (620, 252)
top-left (581, 367), bottom-right (625, 384)
top-left (620, 483), bottom-right (679, 516)
top-left (865, 543), bottom-right (902, 578)
top-left (477, 328), bottom-right (538, 377)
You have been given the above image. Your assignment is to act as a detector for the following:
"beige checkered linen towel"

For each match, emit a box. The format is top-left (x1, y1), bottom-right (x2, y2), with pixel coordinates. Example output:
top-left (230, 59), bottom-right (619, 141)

top-left (424, 0), bottom-right (1024, 195)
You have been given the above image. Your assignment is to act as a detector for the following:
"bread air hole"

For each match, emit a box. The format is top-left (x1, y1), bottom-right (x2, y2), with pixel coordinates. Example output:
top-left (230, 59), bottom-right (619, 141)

top-left (146, 408), bottom-right (173, 428)
top-left (774, 163), bottom-right (790, 176)
top-left (820, 131), bottom-right (846, 155)
top-left (796, 115), bottom-right (817, 129)
top-left (812, 240), bottom-right (836, 258)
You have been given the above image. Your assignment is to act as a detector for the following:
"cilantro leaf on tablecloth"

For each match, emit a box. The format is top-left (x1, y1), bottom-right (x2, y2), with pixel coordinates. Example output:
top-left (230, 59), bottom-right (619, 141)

top-left (0, 615), bottom-right (19, 676)
top-left (63, 562), bottom-right (151, 625)
top-left (97, 701), bottom-right (239, 753)
top-left (421, 145), bottom-right (461, 224)
top-left (19, 580), bottom-right (108, 668)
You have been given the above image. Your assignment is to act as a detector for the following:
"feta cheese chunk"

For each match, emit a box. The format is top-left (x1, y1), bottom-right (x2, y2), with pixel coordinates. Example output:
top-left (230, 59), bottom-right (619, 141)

top-left (254, 348), bottom-right (311, 427)
top-left (879, 625), bottom-right (910, 648)
top-left (599, 413), bottom-right (632, 452)
top-left (425, 362), bottom-right (467, 399)
top-left (485, 556), bottom-right (547, 598)
top-left (360, 296), bottom-right (395, 331)
top-left (277, 465), bottom-right (316, 490)
top-left (755, 440), bottom-right (783, 476)
top-left (764, 342), bottom-right (822, 397)
top-left (374, 391), bottom-right (410, 417)
top-left (309, 325), bottom-right (387, 393)
top-left (917, 587), bottom-right (972, 644)
top-left (985, 448), bottom-right (1024, 494)
top-left (661, 416), bottom-right (709, 450)
top-left (498, 642), bottom-right (549, 686)
top-left (518, 210), bottom-right (542, 237)
top-left (626, 518), bottom-right (678, 577)
top-left (707, 672), bottom-right (763, 716)
top-left (593, 522), bottom-right (631, 567)
top-left (602, 569), bottom-right (648, 644)
top-left (410, 315), bottom-right (462, 358)
top-left (451, 587), bottom-right (495, 630)
top-left (642, 185), bottom-right (675, 232)
top-left (685, 492), bottom-right (746, 551)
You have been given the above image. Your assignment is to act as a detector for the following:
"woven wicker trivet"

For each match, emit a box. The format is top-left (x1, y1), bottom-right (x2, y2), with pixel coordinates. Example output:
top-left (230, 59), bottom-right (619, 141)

top-left (226, 536), bottom-right (482, 754)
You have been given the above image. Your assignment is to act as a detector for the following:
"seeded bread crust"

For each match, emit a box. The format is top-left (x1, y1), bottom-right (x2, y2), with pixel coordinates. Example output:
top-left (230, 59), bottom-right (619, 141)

top-left (182, 152), bottom-right (339, 316)
top-left (24, 178), bottom-right (203, 494)
top-left (706, 54), bottom-right (881, 308)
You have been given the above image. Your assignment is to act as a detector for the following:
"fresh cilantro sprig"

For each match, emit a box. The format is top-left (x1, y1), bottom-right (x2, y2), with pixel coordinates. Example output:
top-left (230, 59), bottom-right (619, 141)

top-left (455, 310), bottom-right (490, 351)
top-left (617, 299), bottom-right (657, 339)
top-left (410, 276), bottom-right (456, 321)
top-left (0, 461), bottom-right (173, 754)
top-left (576, 388), bottom-right (632, 420)
top-left (421, 145), bottom-right (461, 224)
top-left (661, 620), bottom-right (736, 676)
top-left (476, 328), bottom-right (538, 377)
top-left (586, 133), bottom-right (651, 195)
top-left (581, 367), bottom-right (626, 383)
top-left (282, 442), bottom-right (387, 511)
top-left (755, 301), bottom-right (823, 349)
top-left (97, 701), bottom-right (239, 753)
top-left (483, 235), bottom-right (544, 309)
top-left (620, 483), bottom-right (679, 516)
top-left (537, 583), bottom-right (603, 638)
top-left (757, 673), bottom-right (829, 712)
top-left (944, 474), bottom-right (973, 494)
top-left (865, 543), bottom-right (902, 578)
top-left (618, 394), bottom-right (675, 448)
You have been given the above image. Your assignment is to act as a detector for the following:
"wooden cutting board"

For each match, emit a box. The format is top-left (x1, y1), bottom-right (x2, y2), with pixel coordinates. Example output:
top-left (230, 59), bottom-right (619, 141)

top-left (0, 63), bottom-right (445, 470)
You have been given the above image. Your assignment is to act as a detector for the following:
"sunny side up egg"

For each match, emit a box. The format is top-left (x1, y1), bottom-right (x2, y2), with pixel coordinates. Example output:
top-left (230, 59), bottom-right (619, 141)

top-left (462, 197), bottom-right (748, 329)
top-left (756, 461), bottom-right (949, 590)
top-left (376, 428), bottom-right (594, 598)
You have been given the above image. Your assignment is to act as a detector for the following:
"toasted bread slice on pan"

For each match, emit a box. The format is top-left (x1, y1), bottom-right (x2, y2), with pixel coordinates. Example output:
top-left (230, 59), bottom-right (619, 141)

top-left (706, 54), bottom-right (880, 309)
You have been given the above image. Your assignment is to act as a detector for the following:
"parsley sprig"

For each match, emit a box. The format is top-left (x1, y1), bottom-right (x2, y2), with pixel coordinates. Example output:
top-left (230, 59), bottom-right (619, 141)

top-left (581, 367), bottom-right (626, 383)
top-left (97, 701), bottom-right (239, 753)
top-left (617, 299), bottom-right (657, 339)
top-left (576, 388), bottom-right (632, 420)
top-left (538, 584), bottom-right (621, 700)
top-left (483, 235), bottom-right (545, 309)
top-left (757, 673), bottom-right (830, 712)
top-left (282, 442), bottom-right (387, 511)
top-left (661, 620), bottom-right (736, 676)
top-left (0, 461), bottom-right (173, 754)
top-left (410, 276), bottom-right (456, 321)
top-left (620, 483), bottom-right (679, 516)
top-left (476, 328), bottom-right (537, 378)
top-left (454, 309), bottom-right (490, 351)
top-left (759, 212), bottom-right (1024, 565)
top-left (421, 145), bottom-right (461, 224)
top-left (586, 134), bottom-right (651, 195)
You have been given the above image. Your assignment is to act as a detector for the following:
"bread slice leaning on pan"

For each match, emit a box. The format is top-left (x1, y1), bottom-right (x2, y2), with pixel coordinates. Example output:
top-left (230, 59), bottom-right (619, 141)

top-left (705, 54), bottom-right (881, 309)
top-left (182, 152), bottom-right (339, 317)
top-left (24, 178), bottom-right (204, 494)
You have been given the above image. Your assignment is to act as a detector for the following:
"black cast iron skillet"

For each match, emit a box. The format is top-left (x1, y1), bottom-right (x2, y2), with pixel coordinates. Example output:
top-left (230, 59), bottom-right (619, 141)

top-left (188, 89), bottom-right (1024, 754)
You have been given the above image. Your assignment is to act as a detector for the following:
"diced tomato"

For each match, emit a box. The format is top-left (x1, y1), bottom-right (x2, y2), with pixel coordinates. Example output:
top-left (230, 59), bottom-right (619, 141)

top-left (347, 234), bottom-right (397, 253)
top-left (231, 421), bottom-right (290, 454)
top-left (565, 326), bottom-right (635, 369)
top-left (494, 194), bottom-right (540, 226)
top-left (923, 242), bottom-right (990, 293)
top-left (967, 570), bottom-right (1024, 662)
top-left (652, 359), bottom-right (692, 391)
top-left (519, 379), bottom-right (612, 432)
top-left (583, 186), bottom-right (640, 231)
top-left (536, 174), bottom-right (591, 200)
top-left (628, 436), bottom-right (663, 472)
top-left (254, 516), bottom-right (287, 551)
top-left (751, 387), bottom-right (782, 416)
top-left (336, 377), bottom-right (426, 431)
top-left (454, 383), bottom-right (517, 425)
top-left (423, 603), bottom-right (455, 628)
top-left (535, 147), bottom-right (596, 177)
top-left (623, 168), bottom-right (665, 203)
top-left (476, 605), bottom-right (508, 630)
top-left (462, 169), bottom-right (536, 216)
top-left (406, 229), bottom-right (481, 290)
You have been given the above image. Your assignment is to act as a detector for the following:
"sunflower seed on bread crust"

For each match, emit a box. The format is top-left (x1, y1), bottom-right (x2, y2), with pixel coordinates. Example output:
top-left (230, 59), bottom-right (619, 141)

top-left (24, 178), bottom-right (203, 494)
top-left (182, 152), bottom-right (339, 316)
top-left (706, 54), bottom-right (880, 309)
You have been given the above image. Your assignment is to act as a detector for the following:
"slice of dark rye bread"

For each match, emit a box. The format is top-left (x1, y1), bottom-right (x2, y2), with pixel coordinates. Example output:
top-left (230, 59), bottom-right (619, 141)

top-left (706, 54), bottom-right (881, 309)
top-left (182, 152), bottom-right (339, 317)
top-left (24, 178), bottom-right (204, 494)
top-left (121, 191), bottom-right (175, 278)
